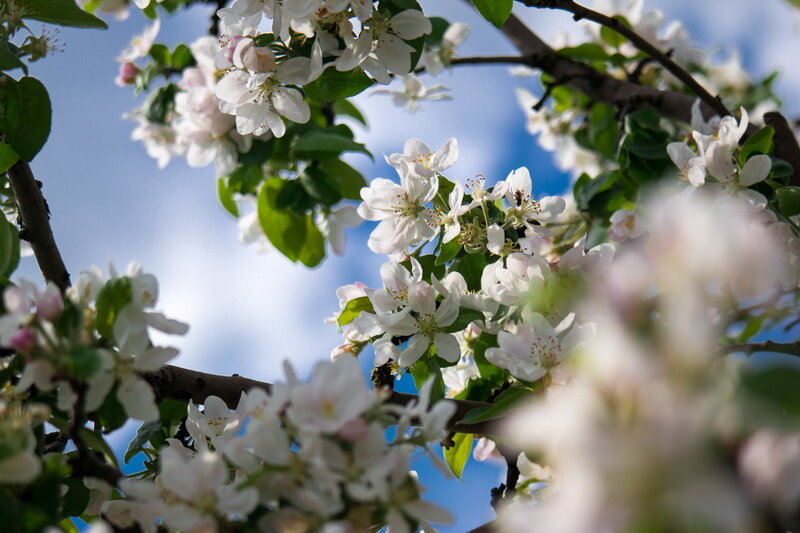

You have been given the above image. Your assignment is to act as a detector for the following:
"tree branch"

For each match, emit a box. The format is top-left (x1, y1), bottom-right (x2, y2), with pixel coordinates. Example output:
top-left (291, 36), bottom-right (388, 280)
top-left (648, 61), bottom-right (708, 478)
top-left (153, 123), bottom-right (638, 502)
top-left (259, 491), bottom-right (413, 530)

top-left (515, 0), bottom-right (730, 117)
top-left (764, 112), bottom-right (800, 187)
top-left (450, 55), bottom-right (532, 66)
top-left (722, 341), bottom-right (800, 357)
top-left (143, 364), bottom-right (499, 435)
top-left (6, 159), bottom-right (71, 291)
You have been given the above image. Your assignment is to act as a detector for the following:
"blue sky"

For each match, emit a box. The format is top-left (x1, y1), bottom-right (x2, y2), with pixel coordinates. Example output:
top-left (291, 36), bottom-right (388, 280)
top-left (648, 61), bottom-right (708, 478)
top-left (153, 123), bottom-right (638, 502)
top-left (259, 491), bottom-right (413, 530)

top-left (18, 0), bottom-right (800, 530)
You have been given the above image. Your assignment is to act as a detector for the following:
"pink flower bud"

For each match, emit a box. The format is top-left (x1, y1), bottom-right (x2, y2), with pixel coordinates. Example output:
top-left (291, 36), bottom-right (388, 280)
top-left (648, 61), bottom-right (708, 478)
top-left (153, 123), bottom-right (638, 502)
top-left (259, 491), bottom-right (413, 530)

top-left (224, 36), bottom-right (246, 65)
top-left (10, 328), bottom-right (36, 354)
top-left (115, 62), bottom-right (139, 87)
top-left (339, 416), bottom-right (369, 442)
top-left (35, 288), bottom-right (63, 321)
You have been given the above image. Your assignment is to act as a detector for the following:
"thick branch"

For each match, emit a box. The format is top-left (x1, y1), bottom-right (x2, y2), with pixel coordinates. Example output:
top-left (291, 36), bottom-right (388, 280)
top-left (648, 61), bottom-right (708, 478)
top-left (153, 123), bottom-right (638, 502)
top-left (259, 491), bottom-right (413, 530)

top-left (6, 159), bottom-right (70, 291)
top-left (517, 0), bottom-right (730, 117)
top-left (143, 364), bottom-right (498, 435)
top-left (498, 13), bottom-right (708, 124)
top-left (764, 112), bottom-right (800, 187)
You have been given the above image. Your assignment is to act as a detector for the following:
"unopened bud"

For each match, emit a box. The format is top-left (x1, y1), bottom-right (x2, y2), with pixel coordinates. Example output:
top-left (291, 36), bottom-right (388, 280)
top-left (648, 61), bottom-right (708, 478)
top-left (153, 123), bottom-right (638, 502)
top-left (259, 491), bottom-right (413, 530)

top-left (115, 62), bottom-right (139, 87)
top-left (10, 328), bottom-right (36, 354)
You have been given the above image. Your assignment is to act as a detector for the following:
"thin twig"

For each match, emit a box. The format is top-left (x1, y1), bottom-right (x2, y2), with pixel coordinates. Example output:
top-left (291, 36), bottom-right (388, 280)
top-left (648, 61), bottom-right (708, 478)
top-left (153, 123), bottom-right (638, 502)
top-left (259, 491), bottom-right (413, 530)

top-left (517, 0), bottom-right (730, 117)
top-left (721, 341), bottom-right (800, 357)
top-left (6, 159), bottom-right (70, 291)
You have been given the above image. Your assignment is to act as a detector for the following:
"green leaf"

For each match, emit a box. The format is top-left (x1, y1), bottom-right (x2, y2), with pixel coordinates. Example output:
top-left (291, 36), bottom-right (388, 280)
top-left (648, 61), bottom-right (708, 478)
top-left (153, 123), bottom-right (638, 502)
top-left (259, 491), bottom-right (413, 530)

top-left (777, 186), bottom-right (800, 217)
top-left (144, 84), bottom-right (177, 124)
top-left (299, 165), bottom-right (342, 206)
top-left (0, 142), bottom-right (19, 173)
top-left (170, 44), bottom-right (194, 69)
top-left (294, 131), bottom-right (372, 159)
top-left (425, 17), bottom-right (450, 46)
top-left (216, 177), bottom-right (239, 217)
top-left (741, 365), bottom-right (800, 417)
top-left (600, 24), bottom-right (626, 48)
top-left (435, 238), bottom-right (462, 265)
top-left (303, 69), bottom-right (373, 103)
top-left (333, 99), bottom-right (367, 125)
top-left (148, 43), bottom-right (170, 65)
top-left (471, 0), bottom-right (513, 28)
top-left (79, 427), bottom-right (119, 468)
top-left (0, 42), bottom-right (27, 74)
top-left (442, 308), bottom-right (485, 333)
top-left (444, 432), bottom-right (473, 479)
top-left (65, 346), bottom-right (101, 379)
top-left (588, 103), bottom-right (619, 159)
top-left (451, 252), bottom-right (487, 291)
top-left (257, 178), bottom-right (307, 262)
top-left (0, 213), bottom-right (19, 279)
top-left (227, 164), bottom-right (264, 195)
top-left (599, 16), bottom-right (632, 48)
top-left (558, 43), bottom-right (611, 62)
top-left (298, 214), bottom-right (325, 267)
top-left (458, 386), bottom-right (531, 425)
top-left (739, 126), bottom-right (775, 164)
top-left (21, 0), bottom-right (108, 29)
top-left (94, 277), bottom-right (133, 340)
top-left (125, 420), bottom-right (162, 463)
top-left (319, 158), bottom-right (366, 200)
top-left (61, 477), bottom-right (90, 518)
top-left (0, 76), bottom-right (52, 161)
top-left (95, 383), bottom-right (128, 431)
top-left (574, 171), bottom-right (619, 210)
top-left (771, 158), bottom-right (795, 179)
top-left (473, 332), bottom-right (505, 382)
top-left (410, 355), bottom-right (446, 401)
top-left (337, 296), bottom-right (374, 326)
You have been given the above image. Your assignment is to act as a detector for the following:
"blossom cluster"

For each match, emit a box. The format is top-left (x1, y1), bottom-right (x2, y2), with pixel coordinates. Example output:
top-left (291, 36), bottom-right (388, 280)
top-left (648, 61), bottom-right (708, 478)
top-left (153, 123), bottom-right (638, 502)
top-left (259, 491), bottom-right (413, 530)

top-left (331, 137), bottom-right (614, 402)
top-left (513, 0), bottom-right (779, 179)
top-left (0, 263), bottom-right (187, 431)
top-left (496, 190), bottom-right (794, 532)
top-left (99, 357), bottom-right (455, 533)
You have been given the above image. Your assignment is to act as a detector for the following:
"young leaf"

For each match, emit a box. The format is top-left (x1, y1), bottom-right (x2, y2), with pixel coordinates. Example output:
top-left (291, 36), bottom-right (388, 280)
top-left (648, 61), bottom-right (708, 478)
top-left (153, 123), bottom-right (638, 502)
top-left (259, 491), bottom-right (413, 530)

top-left (458, 386), bottom-right (532, 425)
top-left (21, 0), bottom-right (108, 29)
top-left (257, 178), bottom-right (307, 262)
top-left (776, 186), bottom-right (800, 217)
top-left (298, 214), bottom-right (325, 267)
top-left (0, 76), bottom-right (52, 161)
top-left (294, 131), bottom-right (372, 159)
top-left (337, 296), bottom-right (374, 326)
top-left (444, 432), bottom-right (473, 479)
top-left (471, 0), bottom-right (513, 28)
top-left (216, 177), bottom-right (239, 217)
top-left (0, 143), bottom-right (19, 174)
top-left (303, 69), bottom-right (373, 103)
top-left (739, 126), bottom-right (775, 164)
